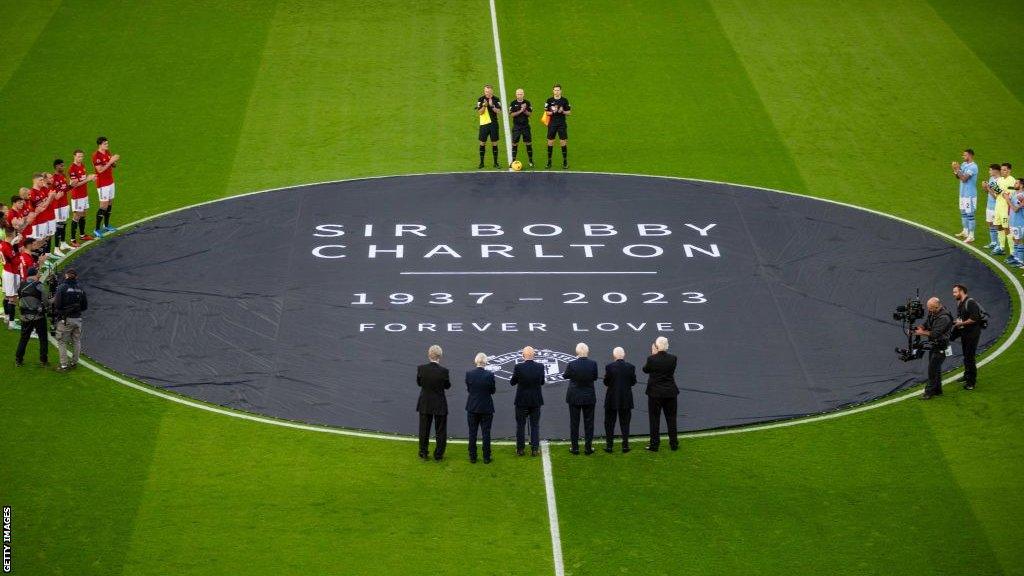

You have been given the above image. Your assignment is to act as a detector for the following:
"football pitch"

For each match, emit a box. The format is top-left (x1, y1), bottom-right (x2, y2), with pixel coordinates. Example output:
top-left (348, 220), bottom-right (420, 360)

top-left (2, 1), bottom-right (1023, 575)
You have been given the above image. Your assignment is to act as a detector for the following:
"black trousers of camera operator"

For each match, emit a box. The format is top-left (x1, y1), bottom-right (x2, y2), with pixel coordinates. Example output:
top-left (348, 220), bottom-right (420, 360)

top-left (926, 349), bottom-right (945, 396)
top-left (15, 317), bottom-right (48, 364)
top-left (960, 330), bottom-right (980, 386)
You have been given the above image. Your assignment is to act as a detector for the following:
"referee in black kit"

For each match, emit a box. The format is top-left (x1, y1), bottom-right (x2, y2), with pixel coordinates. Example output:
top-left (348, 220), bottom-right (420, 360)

top-left (509, 88), bottom-right (534, 167)
top-left (476, 84), bottom-right (502, 169)
top-left (544, 84), bottom-right (571, 169)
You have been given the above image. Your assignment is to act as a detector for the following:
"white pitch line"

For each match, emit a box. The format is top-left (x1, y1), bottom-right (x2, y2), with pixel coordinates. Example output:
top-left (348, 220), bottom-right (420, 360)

top-left (540, 441), bottom-right (566, 576)
top-left (487, 0), bottom-right (514, 165)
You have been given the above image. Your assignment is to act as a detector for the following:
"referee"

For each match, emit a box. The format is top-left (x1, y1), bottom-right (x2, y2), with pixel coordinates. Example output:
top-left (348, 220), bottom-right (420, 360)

top-left (544, 84), bottom-right (571, 169)
top-left (509, 88), bottom-right (534, 167)
top-left (476, 85), bottom-right (502, 169)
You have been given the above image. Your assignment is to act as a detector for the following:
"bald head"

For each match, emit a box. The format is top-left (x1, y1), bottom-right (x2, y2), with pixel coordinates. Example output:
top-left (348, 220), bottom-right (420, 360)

top-left (612, 347), bottom-right (625, 359)
top-left (522, 346), bottom-right (535, 360)
top-left (927, 297), bottom-right (941, 313)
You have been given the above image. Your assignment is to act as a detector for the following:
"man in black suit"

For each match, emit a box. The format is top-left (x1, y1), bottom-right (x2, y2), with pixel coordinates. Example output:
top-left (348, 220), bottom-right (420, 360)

top-left (642, 336), bottom-right (680, 452)
top-left (465, 352), bottom-right (497, 464)
top-left (510, 346), bottom-right (545, 456)
top-left (562, 342), bottom-right (598, 455)
top-left (416, 344), bottom-right (452, 460)
top-left (602, 346), bottom-right (637, 453)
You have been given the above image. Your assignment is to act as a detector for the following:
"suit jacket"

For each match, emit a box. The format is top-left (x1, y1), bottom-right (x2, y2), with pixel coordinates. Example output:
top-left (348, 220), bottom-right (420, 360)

top-left (642, 351), bottom-right (679, 398)
top-left (416, 362), bottom-right (451, 415)
top-left (603, 359), bottom-right (637, 410)
top-left (510, 360), bottom-right (545, 407)
top-left (562, 357), bottom-right (598, 406)
top-left (465, 367), bottom-right (496, 414)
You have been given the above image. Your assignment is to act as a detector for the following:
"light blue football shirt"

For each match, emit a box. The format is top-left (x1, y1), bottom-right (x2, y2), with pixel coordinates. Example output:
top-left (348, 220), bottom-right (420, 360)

top-left (959, 161), bottom-right (978, 198)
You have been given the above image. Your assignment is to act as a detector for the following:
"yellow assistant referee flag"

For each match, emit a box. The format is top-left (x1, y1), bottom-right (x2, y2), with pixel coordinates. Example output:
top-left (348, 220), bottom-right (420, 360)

top-left (541, 111), bottom-right (551, 126)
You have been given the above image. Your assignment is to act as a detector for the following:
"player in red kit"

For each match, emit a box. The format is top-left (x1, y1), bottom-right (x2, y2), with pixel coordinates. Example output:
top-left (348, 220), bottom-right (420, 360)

top-left (68, 149), bottom-right (96, 246)
top-left (1, 230), bottom-right (23, 330)
top-left (28, 174), bottom-right (57, 258)
top-left (92, 136), bottom-right (120, 238)
top-left (51, 159), bottom-right (73, 253)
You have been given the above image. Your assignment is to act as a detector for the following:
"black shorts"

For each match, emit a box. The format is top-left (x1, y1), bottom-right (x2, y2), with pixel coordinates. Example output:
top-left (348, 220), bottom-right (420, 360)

top-left (546, 123), bottom-right (568, 140)
top-left (512, 125), bottom-right (532, 143)
top-left (478, 122), bottom-right (499, 142)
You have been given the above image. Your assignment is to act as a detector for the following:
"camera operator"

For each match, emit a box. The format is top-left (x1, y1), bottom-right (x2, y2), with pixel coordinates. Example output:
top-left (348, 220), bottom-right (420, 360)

top-left (53, 268), bottom-right (87, 371)
top-left (914, 297), bottom-right (955, 399)
top-left (952, 284), bottom-right (984, 390)
top-left (14, 266), bottom-right (48, 367)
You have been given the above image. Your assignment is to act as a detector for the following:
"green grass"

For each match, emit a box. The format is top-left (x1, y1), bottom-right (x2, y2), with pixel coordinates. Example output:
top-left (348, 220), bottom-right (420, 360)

top-left (1, 1), bottom-right (1022, 575)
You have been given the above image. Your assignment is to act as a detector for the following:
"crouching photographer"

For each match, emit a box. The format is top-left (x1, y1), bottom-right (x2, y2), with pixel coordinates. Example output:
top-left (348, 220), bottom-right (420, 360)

top-left (914, 297), bottom-right (955, 399)
top-left (951, 284), bottom-right (987, 391)
top-left (52, 268), bottom-right (87, 372)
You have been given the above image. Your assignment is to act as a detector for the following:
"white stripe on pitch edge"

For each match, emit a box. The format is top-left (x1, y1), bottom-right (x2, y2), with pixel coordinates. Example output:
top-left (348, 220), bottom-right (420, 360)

top-left (488, 4), bottom-right (562, 573)
top-left (541, 441), bottom-right (566, 576)
top-left (488, 0), bottom-right (514, 165)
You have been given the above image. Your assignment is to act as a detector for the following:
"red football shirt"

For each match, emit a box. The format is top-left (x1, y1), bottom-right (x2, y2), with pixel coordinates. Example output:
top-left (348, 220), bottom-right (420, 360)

top-left (17, 252), bottom-right (34, 280)
top-left (51, 173), bottom-right (70, 209)
top-left (69, 162), bottom-right (89, 200)
top-left (93, 149), bottom-right (114, 187)
top-left (29, 187), bottom-right (54, 223)
top-left (4, 207), bottom-right (28, 229)
top-left (1, 241), bottom-right (18, 274)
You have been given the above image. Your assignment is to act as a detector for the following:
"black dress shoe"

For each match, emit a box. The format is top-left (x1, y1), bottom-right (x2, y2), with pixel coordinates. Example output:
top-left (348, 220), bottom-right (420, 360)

top-left (920, 393), bottom-right (935, 400)
top-left (516, 448), bottom-right (525, 456)
top-left (622, 445), bottom-right (631, 453)
top-left (669, 444), bottom-right (679, 452)
top-left (584, 447), bottom-right (595, 456)
top-left (484, 457), bottom-right (492, 464)
top-left (433, 455), bottom-right (444, 461)
top-left (530, 448), bottom-right (539, 457)
top-left (603, 446), bottom-right (613, 454)
top-left (645, 445), bottom-right (659, 452)
top-left (478, 162), bottom-right (484, 169)
top-left (963, 383), bottom-right (976, 390)
top-left (469, 457), bottom-right (478, 464)
top-left (419, 452), bottom-right (429, 460)
top-left (569, 448), bottom-right (580, 455)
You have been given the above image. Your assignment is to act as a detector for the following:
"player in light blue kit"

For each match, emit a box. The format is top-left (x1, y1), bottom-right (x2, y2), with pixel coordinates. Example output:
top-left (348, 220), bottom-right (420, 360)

top-left (1008, 178), bottom-right (1024, 269)
top-left (982, 163), bottom-right (1002, 249)
top-left (952, 148), bottom-right (978, 243)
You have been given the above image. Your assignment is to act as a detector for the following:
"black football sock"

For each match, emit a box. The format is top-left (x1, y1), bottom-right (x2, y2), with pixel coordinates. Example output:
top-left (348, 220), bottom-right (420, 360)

top-left (80, 218), bottom-right (87, 237)
top-left (4, 300), bottom-right (14, 322)
top-left (512, 144), bottom-right (518, 161)
top-left (56, 222), bottom-right (66, 245)
top-left (491, 145), bottom-right (498, 164)
top-left (561, 145), bottom-right (568, 164)
top-left (547, 146), bottom-right (553, 161)
top-left (104, 204), bottom-right (112, 227)
top-left (70, 219), bottom-right (78, 242)
top-left (95, 210), bottom-right (104, 232)
top-left (478, 145), bottom-right (485, 165)
top-left (526, 144), bottom-right (534, 162)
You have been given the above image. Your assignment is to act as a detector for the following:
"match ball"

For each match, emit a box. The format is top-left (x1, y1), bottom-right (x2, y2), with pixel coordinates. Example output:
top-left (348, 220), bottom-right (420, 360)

top-left (510, 160), bottom-right (523, 171)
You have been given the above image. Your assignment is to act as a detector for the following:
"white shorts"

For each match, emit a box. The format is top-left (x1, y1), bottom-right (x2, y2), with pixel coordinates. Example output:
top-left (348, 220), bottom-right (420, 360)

top-left (98, 183), bottom-right (116, 201)
top-left (56, 206), bottom-right (70, 221)
top-left (1012, 225), bottom-right (1023, 241)
top-left (72, 197), bottom-right (89, 212)
top-left (959, 196), bottom-right (977, 214)
top-left (29, 223), bottom-right (47, 239)
top-left (986, 208), bottom-right (995, 223)
top-left (47, 220), bottom-right (57, 235)
top-left (2, 270), bottom-right (20, 298)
